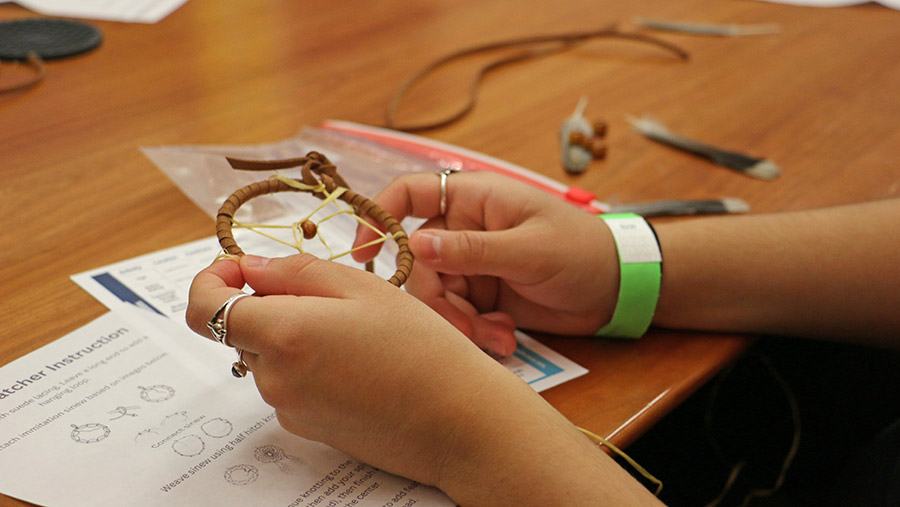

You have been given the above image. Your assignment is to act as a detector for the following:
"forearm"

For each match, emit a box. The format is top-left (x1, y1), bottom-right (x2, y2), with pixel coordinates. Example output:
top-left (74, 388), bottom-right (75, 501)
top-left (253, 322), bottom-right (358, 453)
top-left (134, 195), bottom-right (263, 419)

top-left (651, 199), bottom-right (900, 347)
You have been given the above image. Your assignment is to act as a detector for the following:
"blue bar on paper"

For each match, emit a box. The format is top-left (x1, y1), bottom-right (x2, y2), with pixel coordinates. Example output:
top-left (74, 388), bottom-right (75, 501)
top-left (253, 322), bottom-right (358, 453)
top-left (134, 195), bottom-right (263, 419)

top-left (91, 272), bottom-right (165, 316)
top-left (513, 343), bottom-right (563, 384)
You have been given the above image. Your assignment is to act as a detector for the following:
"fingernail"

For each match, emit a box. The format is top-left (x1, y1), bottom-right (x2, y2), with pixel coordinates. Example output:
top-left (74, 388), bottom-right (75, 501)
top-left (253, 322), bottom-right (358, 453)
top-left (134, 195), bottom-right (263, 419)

top-left (486, 341), bottom-right (508, 358)
top-left (488, 337), bottom-right (517, 358)
top-left (241, 255), bottom-right (270, 269)
top-left (414, 231), bottom-right (442, 261)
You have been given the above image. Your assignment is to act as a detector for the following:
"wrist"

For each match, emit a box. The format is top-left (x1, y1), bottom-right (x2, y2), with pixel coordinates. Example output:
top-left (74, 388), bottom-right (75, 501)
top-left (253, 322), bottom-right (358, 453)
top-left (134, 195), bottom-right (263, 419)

top-left (432, 373), bottom-right (576, 505)
top-left (432, 368), bottom-right (532, 503)
top-left (436, 369), bottom-right (663, 505)
top-left (594, 213), bottom-right (662, 338)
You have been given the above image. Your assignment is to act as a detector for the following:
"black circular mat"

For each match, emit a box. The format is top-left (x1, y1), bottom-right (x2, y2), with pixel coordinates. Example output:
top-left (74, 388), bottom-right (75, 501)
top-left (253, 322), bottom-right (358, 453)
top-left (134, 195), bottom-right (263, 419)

top-left (0, 18), bottom-right (102, 61)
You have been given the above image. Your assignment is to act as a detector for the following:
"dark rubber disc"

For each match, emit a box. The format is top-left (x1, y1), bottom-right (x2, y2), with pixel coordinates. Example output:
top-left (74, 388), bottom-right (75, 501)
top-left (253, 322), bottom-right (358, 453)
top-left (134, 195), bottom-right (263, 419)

top-left (0, 18), bottom-right (102, 61)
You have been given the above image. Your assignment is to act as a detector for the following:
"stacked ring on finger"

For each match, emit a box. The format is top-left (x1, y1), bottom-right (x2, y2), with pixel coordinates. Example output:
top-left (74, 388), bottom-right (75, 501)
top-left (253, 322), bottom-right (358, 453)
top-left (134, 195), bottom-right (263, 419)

top-left (207, 292), bottom-right (253, 378)
top-left (207, 292), bottom-right (251, 347)
top-left (232, 348), bottom-right (249, 378)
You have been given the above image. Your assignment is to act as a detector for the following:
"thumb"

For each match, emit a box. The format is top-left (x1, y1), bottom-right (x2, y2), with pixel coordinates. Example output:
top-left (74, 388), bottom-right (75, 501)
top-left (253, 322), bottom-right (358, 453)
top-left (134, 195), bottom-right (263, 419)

top-left (410, 228), bottom-right (537, 281)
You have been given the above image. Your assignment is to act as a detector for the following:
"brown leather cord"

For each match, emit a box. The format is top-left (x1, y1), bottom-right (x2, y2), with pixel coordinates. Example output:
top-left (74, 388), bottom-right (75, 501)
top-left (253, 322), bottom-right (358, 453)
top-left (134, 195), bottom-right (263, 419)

top-left (385, 25), bottom-right (690, 132)
top-left (227, 151), bottom-right (351, 191)
top-left (0, 52), bottom-right (45, 94)
top-left (217, 152), bottom-right (414, 288)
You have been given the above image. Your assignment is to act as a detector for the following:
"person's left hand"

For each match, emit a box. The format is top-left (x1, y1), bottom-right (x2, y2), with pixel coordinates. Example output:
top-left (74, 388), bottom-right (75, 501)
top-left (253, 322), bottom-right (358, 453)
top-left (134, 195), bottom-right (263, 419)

top-left (351, 172), bottom-right (619, 357)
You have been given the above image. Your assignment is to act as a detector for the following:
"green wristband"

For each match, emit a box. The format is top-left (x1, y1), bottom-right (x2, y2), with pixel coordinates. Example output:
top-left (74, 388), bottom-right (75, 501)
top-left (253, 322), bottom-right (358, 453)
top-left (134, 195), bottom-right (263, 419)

top-left (595, 213), bottom-right (662, 338)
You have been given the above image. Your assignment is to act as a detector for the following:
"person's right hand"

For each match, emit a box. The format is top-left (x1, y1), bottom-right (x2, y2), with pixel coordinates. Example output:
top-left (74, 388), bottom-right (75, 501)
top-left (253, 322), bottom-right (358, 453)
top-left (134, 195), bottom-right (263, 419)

top-left (186, 253), bottom-right (663, 507)
top-left (354, 171), bottom-right (620, 357)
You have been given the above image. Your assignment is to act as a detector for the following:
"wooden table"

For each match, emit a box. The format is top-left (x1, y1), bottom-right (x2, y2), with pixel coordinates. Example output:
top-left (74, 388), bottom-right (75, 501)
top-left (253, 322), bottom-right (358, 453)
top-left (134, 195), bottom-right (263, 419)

top-left (2, 1), bottom-right (899, 504)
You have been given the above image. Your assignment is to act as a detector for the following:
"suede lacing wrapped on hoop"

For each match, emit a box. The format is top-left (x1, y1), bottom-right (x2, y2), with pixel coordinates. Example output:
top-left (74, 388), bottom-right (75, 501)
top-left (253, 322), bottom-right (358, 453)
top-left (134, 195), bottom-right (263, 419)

top-left (215, 152), bottom-right (413, 287)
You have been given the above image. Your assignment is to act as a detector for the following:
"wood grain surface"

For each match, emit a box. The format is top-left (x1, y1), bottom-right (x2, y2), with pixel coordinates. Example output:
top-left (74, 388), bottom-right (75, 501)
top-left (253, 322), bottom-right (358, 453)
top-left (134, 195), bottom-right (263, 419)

top-left (2, 2), bottom-right (899, 504)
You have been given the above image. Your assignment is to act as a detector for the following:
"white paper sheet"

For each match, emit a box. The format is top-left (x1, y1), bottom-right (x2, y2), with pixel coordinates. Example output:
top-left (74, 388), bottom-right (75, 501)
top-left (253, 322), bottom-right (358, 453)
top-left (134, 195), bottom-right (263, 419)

top-left (3, 0), bottom-right (188, 23)
top-left (0, 311), bottom-right (455, 506)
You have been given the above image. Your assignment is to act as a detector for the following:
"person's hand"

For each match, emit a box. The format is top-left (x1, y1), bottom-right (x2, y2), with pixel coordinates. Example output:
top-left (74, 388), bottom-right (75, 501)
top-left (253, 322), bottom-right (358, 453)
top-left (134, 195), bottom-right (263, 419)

top-left (353, 172), bottom-right (620, 356)
top-left (186, 254), bottom-right (659, 506)
top-left (186, 254), bottom-right (526, 490)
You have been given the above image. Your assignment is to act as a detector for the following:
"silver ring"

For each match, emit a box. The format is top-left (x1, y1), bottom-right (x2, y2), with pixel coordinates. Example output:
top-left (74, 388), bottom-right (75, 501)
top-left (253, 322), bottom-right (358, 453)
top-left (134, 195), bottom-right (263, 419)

top-left (231, 348), bottom-right (249, 378)
top-left (438, 167), bottom-right (460, 215)
top-left (207, 292), bottom-right (251, 348)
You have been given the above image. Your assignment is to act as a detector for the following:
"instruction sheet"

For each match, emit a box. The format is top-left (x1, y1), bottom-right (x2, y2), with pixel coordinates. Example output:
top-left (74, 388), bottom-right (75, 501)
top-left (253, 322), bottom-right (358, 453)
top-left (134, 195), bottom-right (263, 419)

top-left (0, 310), bottom-right (454, 506)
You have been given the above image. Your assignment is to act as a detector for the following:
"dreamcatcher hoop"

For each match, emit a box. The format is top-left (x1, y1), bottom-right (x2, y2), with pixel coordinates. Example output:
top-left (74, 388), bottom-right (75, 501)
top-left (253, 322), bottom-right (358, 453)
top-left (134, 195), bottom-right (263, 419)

top-left (215, 151), bottom-right (413, 287)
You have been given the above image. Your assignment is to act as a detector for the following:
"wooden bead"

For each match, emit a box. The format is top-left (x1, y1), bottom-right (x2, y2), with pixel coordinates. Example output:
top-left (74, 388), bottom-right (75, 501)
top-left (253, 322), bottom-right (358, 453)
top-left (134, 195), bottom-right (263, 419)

top-left (300, 220), bottom-right (317, 239)
top-left (592, 119), bottom-right (608, 138)
top-left (589, 138), bottom-right (607, 159)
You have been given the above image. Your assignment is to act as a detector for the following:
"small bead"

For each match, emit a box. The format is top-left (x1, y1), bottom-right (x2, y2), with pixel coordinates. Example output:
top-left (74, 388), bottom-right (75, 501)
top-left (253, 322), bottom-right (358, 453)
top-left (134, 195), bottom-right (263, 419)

top-left (300, 220), bottom-right (317, 239)
top-left (589, 138), bottom-right (607, 159)
top-left (592, 119), bottom-right (608, 138)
